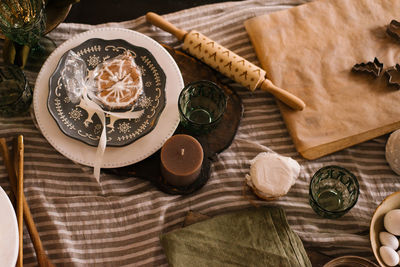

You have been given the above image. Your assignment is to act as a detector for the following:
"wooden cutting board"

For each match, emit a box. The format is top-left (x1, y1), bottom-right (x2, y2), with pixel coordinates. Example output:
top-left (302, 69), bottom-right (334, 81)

top-left (245, 0), bottom-right (400, 159)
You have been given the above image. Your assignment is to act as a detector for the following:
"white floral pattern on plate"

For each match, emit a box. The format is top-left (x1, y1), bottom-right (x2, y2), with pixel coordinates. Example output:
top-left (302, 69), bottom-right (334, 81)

top-left (47, 38), bottom-right (166, 147)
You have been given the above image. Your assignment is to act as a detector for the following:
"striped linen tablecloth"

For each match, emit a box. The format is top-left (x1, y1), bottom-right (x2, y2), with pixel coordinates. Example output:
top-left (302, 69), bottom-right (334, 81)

top-left (0, 0), bottom-right (399, 266)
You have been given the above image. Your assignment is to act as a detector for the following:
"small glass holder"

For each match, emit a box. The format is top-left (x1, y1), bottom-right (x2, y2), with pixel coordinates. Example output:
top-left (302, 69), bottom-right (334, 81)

top-left (0, 1), bottom-right (46, 47)
top-left (0, 0), bottom-right (56, 66)
top-left (309, 165), bottom-right (360, 219)
top-left (0, 65), bottom-right (33, 117)
top-left (178, 80), bottom-right (227, 135)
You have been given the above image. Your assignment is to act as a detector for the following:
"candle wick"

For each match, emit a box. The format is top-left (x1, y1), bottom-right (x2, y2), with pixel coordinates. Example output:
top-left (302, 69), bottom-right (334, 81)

top-left (181, 148), bottom-right (185, 156)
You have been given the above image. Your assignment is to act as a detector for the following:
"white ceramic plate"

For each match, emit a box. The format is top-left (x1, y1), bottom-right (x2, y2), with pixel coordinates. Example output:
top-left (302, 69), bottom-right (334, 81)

top-left (34, 28), bottom-right (184, 168)
top-left (0, 186), bottom-right (18, 267)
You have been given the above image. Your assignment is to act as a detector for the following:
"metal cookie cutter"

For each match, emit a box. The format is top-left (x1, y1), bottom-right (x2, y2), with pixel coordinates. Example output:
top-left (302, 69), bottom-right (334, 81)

top-left (384, 64), bottom-right (400, 90)
top-left (352, 57), bottom-right (383, 77)
top-left (387, 20), bottom-right (400, 42)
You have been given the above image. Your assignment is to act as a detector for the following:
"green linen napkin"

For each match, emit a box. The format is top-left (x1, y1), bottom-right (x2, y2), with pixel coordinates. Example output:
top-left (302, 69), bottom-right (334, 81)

top-left (160, 206), bottom-right (311, 267)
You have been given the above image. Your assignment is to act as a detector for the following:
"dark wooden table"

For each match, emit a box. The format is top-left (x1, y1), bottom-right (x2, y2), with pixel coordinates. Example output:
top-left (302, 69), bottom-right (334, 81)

top-left (65, 0), bottom-right (242, 24)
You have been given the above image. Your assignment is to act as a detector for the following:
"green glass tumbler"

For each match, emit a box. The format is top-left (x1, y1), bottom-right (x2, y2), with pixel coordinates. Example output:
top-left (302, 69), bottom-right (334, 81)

top-left (178, 80), bottom-right (227, 135)
top-left (309, 165), bottom-right (360, 219)
top-left (0, 65), bottom-right (32, 117)
top-left (0, 0), bottom-right (46, 47)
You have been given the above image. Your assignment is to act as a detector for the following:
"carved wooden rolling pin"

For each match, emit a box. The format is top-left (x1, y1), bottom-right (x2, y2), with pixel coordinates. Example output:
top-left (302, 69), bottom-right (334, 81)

top-left (146, 12), bottom-right (305, 111)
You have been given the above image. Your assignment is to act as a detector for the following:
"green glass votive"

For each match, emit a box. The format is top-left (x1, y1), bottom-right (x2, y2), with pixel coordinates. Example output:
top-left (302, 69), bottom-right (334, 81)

top-left (178, 80), bottom-right (227, 135)
top-left (309, 165), bottom-right (359, 219)
top-left (0, 65), bottom-right (32, 117)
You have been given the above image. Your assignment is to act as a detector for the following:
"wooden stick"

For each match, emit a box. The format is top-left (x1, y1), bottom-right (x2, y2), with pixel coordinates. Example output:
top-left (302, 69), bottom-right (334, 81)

top-left (0, 138), bottom-right (54, 267)
top-left (16, 135), bottom-right (24, 267)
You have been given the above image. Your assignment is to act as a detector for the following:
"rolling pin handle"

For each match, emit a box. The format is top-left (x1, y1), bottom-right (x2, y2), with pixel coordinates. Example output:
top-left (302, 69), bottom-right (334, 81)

top-left (260, 79), bottom-right (306, 111)
top-left (146, 12), bottom-right (187, 41)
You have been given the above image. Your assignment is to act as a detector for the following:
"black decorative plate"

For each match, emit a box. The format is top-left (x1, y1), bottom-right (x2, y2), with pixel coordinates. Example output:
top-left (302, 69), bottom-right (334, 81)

top-left (48, 38), bottom-right (166, 147)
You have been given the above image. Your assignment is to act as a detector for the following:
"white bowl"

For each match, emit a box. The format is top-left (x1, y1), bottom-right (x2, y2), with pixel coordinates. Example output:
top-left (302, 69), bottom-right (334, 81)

top-left (370, 191), bottom-right (400, 267)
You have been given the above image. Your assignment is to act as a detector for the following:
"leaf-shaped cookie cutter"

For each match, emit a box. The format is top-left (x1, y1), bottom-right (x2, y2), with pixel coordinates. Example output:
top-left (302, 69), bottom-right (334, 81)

top-left (352, 57), bottom-right (383, 77)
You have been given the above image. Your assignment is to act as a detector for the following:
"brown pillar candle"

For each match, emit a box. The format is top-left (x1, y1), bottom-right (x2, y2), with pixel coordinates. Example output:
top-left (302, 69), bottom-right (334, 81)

top-left (160, 134), bottom-right (204, 186)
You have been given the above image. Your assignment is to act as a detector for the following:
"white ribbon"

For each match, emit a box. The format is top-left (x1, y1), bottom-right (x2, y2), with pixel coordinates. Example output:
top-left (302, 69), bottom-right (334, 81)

top-left (81, 90), bottom-right (144, 182)
top-left (62, 50), bottom-right (144, 182)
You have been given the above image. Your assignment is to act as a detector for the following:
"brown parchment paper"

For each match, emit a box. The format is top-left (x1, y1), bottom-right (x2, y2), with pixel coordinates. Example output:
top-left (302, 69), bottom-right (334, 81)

top-left (244, 0), bottom-right (400, 160)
